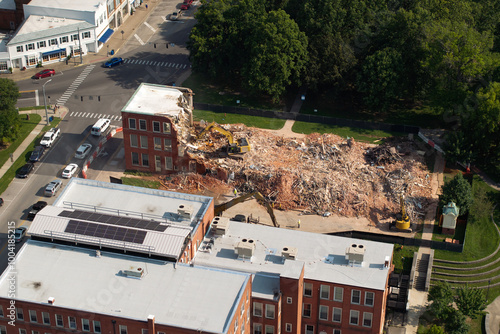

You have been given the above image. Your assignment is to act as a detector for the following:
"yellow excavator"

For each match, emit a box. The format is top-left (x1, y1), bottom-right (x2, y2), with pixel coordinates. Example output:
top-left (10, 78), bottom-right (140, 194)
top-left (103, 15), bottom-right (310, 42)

top-left (390, 194), bottom-right (412, 232)
top-left (214, 191), bottom-right (279, 227)
top-left (196, 122), bottom-right (251, 156)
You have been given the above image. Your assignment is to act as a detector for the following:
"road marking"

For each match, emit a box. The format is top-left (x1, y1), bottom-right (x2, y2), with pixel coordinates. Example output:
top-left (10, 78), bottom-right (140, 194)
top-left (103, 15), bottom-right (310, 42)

top-left (56, 64), bottom-right (95, 106)
top-left (144, 21), bottom-right (156, 33)
top-left (183, 64), bottom-right (187, 69)
top-left (134, 34), bottom-right (145, 45)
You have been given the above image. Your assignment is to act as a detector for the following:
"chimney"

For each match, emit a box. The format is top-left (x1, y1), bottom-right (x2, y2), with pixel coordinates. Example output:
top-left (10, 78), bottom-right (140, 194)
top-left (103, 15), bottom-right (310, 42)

top-left (48, 297), bottom-right (55, 305)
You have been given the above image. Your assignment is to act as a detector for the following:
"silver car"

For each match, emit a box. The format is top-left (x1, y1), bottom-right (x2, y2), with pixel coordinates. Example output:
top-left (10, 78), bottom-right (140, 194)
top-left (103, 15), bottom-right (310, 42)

top-left (75, 143), bottom-right (92, 159)
top-left (44, 179), bottom-right (62, 197)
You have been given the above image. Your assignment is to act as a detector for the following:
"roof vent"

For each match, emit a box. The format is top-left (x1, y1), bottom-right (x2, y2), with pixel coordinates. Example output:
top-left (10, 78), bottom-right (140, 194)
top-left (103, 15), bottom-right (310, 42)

top-left (235, 239), bottom-right (255, 259)
top-left (211, 217), bottom-right (229, 236)
top-left (282, 246), bottom-right (298, 260)
top-left (48, 297), bottom-right (55, 305)
top-left (96, 250), bottom-right (101, 258)
top-left (123, 267), bottom-right (144, 279)
top-left (384, 256), bottom-right (390, 269)
top-left (178, 204), bottom-right (194, 220)
top-left (345, 244), bottom-right (365, 264)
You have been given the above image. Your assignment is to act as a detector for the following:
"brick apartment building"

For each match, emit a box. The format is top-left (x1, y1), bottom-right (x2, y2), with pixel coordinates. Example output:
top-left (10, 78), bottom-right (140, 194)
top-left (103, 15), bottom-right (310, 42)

top-left (121, 83), bottom-right (197, 174)
top-left (0, 179), bottom-right (394, 334)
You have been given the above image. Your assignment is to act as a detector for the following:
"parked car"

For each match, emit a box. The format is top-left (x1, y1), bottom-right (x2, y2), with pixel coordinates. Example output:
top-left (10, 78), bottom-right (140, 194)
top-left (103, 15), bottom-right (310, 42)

top-left (232, 214), bottom-right (246, 222)
top-left (104, 57), bottom-right (123, 68)
top-left (27, 201), bottom-right (47, 220)
top-left (170, 10), bottom-right (181, 20)
top-left (75, 143), bottom-right (92, 159)
top-left (44, 179), bottom-right (63, 197)
top-left (62, 163), bottom-right (79, 178)
top-left (40, 128), bottom-right (60, 147)
top-left (181, 2), bottom-right (191, 10)
top-left (29, 145), bottom-right (46, 162)
top-left (0, 198), bottom-right (3, 207)
top-left (32, 69), bottom-right (55, 79)
top-left (14, 226), bottom-right (27, 242)
top-left (17, 163), bottom-right (34, 178)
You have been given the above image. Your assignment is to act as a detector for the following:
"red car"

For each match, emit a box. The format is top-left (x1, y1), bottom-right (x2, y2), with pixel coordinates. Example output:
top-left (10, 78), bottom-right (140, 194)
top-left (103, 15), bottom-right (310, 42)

top-left (181, 2), bottom-right (191, 9)
top-left (33, 69), bottom-right (55, 79)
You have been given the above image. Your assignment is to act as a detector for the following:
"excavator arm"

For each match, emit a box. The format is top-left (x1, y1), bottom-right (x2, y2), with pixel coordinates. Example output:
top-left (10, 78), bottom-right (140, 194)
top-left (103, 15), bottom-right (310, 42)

top-left (197, 121), bottom-right (235, 144)
top-left (214, 191), bottom-right (280, 227)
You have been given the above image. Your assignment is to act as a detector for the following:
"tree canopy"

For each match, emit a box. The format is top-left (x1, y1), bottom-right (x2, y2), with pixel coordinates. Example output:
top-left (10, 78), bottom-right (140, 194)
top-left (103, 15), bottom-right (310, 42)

top-left (0, 78), bottom-right (20, 145)
top-left (439, 173), bottom-right (473, 215)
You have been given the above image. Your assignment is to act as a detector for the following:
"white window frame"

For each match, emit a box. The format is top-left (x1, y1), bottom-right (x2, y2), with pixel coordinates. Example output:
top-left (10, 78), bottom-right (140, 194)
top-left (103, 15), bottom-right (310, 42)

top-left (139, 119), bottom-right (147, 130)
top-left (334, 287), bottom-right (343, 302)
top-left (16, 46), bottom-right (23, 52)
top-left (362, 312), bottom-right (372, 327)
top-left (49, 38), bottom-right (57, 46)
top-left (0, 306), bottom-right (3, 317)
top-left (332, 307), bottom-right (342, 323)
top-left (165, 156), bottom-right (173, 170)
top-left (140, 135), bottom-right (148, 149)
top-left (0, 327), bottom-right (6, 334)
top-left (93, 320), bottom-right (102, 333)
top-left (17, 308), bottom-right (24, 320)
top-left (305, 324), bottom-right (314, 334)
top-left (319, 305), bottom-right (328, 320)
top-left (60, 36), bottom-right (69, 43)
top-left (253, 324), bottom-right (262, 334)
top-left (349, 310), bottom-right (359, 326)
top-left (55, 314), bottom-right (63, 327)
top-left (365, 291), bottom-right (374, 306)
top-left (154, 137), bottom-right (161, 150)
top-left (265, 325), bottom-right (274, 334)
top-left (29, 310), bottom-right (37, 322)
top-left (83, 31), bottom-right (91, 39)
top-left (320, 285), bottom-right (330, 299)
top-left (163, 122), bottom-right (171, 133)
top-left (68, 316), bottom-right (77, 329)
top-left (304, 282), bottom-right (313, 297)
top-left (82, 318), bottom-right (90, 331)
top-left (130, 134), bottom-right (138, 147)
top-left (333, 330), bottom-right (341, 334)
top-left (141, 153), bottom-right (149, 167)
top-left (164, 138), bottom-right (172, 152)
top-left (287, 297), bottom-right (292, 304)
top-left (128, 118), bottom-right (136, 129)
top-left (303, 303), bottom-right (311, 318)
top-left (37, 41), bottom-right (46, 48)
top-left (351, 290), bottom-right (361, 304)
top-left (253, 302), bottom-right (263, 317)
top-left (285, 323), bottom-right (292, 332)
top-left (42, 312), bottom-right (50, 325)
top-left (142, 330), bottom-right (149, 334)
top-left (19, 329), bottom-right (27, 334)
top-left (153, 121), bottom-right (160, 132)
top-left (265, 304), bottom-right (275, 319)
top-left (119, 325), bottom-right (127, 334)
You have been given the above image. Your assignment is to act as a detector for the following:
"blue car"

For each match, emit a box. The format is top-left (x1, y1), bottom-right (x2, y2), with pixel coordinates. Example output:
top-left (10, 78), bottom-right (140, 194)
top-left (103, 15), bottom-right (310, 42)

top-left (104, 57), bottom-right (123, 68)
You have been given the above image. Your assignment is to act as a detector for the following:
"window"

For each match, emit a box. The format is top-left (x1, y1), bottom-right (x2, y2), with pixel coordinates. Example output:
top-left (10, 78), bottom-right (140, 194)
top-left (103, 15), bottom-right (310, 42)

top-left (82, 31), bottom-right (91, 39)
top-left (26, 43), bottom-right (35, 50)
top-left (119, 325), bottom-right (127, 334)
top-left (60, 36), bottom-right (69, 43)
top-left (165, 156), bottom-right (173, 170)
top-left (154, 137), bottom-right (161, 150)
top-left (285, 324), bottom-right (292, 332)
top-left (16, 46), bottom-right (23, 52)
top-left (139, 119), bottom-right (147, 130)
top-left (140, 135), bottom-right (148, 149)
top-left (332, 307), bottom-right (342, 323)
top-left (319, 305), bottom-right (328, 320)
top-left (130, 134), bottom-right (138, 147)
top-left (253, 324), bottom-right (262, 334)
top-left (234, 316), bottom-right (238, 333)
top-left (49, 38), bottom-right (57, 46)
top-left (349, 310), bottom-right (359, 326)
top-left (131, 152), bottom-right (139, 165)
top-left (31, 331), bottom-right (38, 334)
top-left (304, 283), bottom-right (313, 297)
top-left (68, 316), bottom-right (76, 329)
top-left (320, 285), bottom-right (330, 299)
top-left (164, 139), bottom-right (172, 152)
top-left (303, 303), bottom-right (311, 317)
top-left (129, 118), bottom-right (136, 129)
top-left (37, 41), bottom-right (46, 49)
top-left (142, 153), bottom-right (149, 167)
top-left (365, 292), bottom-right (374, 306)
top-left (0, 306), bottom-right (3, 317)
top-left (333, 330), bottom-right (341, 334)
top-left (0, 326), bottom-right (6, 334)
top-left (241, 301), bottom-right (245, 316)
top-left (351, 290), bottom-right (361, 304)
top-left (71, 34), bottom-right (79, 41)
top-left (253, 302), bottom-right (262, 317)
top-left (334, 287), bottom-right (343, 302)
top-left (163, 122), bottom-right (171, 133)
top-left (265, 304), bottom-right (275, 319)
top-left (155, 156), bottom-right (161, 172)
top-left (17, 308), bottom-right (24, 320)
top-left (93, 320), bottom-right (102, 333)
top-left (19, 329), bottom-right (27, 334)
top-left (142, 330), bottom-right (149, 334)
top-left (265, 326), bottom-right (274, 334)
top-left (55, 314), bottom-right (63, 327)
top-left (82, 319), bottom-right (90, 331)
top-left (287, 297), bottom-right (292, 304)
top-left (362, 312), bottom-right (372, 327)
top-left (0, 61), bottom-right (7, 71)
top-left (42, 312), bottom-right (50, 325)
top-left (153, 121), bottom-right (160, 132)
top-left (305, 325), bottom-right (314, 334)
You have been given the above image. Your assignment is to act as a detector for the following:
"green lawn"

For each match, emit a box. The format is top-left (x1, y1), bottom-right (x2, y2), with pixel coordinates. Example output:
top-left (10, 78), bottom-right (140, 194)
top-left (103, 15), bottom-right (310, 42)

top-left (393, 244), bottom-right (418, 273)
top-left (121, 177), bottom-right (161, 189)
top-left (194, 110), bottom-right (286, 130)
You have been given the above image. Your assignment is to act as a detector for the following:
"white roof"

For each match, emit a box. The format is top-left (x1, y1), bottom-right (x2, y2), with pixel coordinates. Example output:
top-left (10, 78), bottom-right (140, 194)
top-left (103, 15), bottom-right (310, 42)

top-left (0, 241), bottom-right (250, 333)
top-left (194, 222), bottom-right (394, 291)
top-left (121, 83), bottom-right (186, 117)
top-left (28, 206), bottom-right (192, 260)
top-left (54, 178), bottom-right (213, 229)
top-left (26, 0), bottom-right (104, 12)
top-left (8, 15), bottom-right (94, 45)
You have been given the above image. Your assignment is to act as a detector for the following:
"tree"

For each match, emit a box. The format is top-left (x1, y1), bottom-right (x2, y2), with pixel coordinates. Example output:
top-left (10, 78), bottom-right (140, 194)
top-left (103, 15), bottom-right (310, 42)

top-left (0, 78), bottom-right (19, 111)
top-left (445, 309), bottom-right (470, 334)
top-left (439, 173), bottom-right (473, 215)
top-left (425, 325), bottom-right (445, 334)
top-left (455, 286), bottom-right (487, 319)
top-left (469, 186), bottom-right (494, 222)
top-left (427, 281), bottom-right (454, 320)
top-left (0, 78), bottom-right (20, 145)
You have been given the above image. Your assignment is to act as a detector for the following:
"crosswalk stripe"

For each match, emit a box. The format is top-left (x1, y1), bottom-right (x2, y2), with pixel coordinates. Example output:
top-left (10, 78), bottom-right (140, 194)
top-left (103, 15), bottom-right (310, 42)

top-left (56, 64), bottom-right (95, 106)
top-left (134, 33), bottom-right (145, 46)
top-left (183, 64), bottom-right (187, 69)
top-left (70, 112), bottom-right (75, 116)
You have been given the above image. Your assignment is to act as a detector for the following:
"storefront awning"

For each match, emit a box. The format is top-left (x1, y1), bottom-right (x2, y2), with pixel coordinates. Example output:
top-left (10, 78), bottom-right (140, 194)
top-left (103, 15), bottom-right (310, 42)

top-left (98, 29), bottom-right (114, 43)
top-left (42, 49), bottom-right (66, 56)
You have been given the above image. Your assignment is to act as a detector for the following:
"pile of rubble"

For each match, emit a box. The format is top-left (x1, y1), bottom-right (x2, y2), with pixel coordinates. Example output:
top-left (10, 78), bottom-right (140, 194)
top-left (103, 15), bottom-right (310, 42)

top-left (170, 125), bottom-right (433, 223)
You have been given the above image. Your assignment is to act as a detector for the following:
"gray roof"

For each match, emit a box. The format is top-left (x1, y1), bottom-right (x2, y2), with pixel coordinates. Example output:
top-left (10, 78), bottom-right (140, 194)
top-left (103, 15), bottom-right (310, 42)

top-left (26, 0), bottom-right (104, 11)
top-left (194, 221), bottom-right (394, 291)
top-left (0, 241), bottom-right (250, 333)
top-left (8, 15), bottom-right (95, 46)
top-left (0, 0), bottom-right (15, 10)
top-left (121, 83), bottom-right (188, 117)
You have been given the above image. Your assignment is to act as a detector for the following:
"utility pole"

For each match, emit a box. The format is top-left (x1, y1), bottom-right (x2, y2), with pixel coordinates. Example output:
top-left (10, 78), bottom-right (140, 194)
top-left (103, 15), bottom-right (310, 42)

top-left (43, 79), bottom-right (53, 125)
top-left (78, 27), bottom-right (83, 64)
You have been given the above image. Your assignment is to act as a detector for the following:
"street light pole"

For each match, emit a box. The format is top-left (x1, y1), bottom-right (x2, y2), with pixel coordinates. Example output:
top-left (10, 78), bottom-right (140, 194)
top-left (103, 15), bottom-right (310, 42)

top-left (43, 79), bottom-right (52, 125)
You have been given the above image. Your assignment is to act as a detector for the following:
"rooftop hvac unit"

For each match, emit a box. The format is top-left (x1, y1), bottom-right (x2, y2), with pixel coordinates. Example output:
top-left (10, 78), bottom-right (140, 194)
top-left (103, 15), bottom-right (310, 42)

top-left (345, 244), bottom-right (365, 263)
top-left (123, 266), bottom-right (144, 279)
top-left (235, 239), bottom-right (255, 258)
top-left (211, 216), bottom-right (230, 236)
top-left (178, 204), bottom-right (194, 220)
top-left (282, 246), bottom-right (298, 260)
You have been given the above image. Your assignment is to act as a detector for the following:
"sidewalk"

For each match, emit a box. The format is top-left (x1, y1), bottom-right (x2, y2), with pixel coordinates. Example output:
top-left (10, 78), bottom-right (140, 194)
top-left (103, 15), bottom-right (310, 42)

top-left (2, 0), bottom-right (161, 82)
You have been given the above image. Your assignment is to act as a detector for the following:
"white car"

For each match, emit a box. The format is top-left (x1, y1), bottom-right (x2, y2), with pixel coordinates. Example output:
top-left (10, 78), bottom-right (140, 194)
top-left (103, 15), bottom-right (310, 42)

top-left (62, 163), bottom-right (79, 178)
top-left (40, 128), bottom-right (60, 147)
top-left (75, 143), bottom-right (92, 159)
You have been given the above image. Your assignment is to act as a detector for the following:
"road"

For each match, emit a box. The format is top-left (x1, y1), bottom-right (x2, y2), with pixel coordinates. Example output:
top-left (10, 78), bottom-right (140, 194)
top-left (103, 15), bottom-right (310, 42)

top-left (1, 0), bottom-right (196, 270)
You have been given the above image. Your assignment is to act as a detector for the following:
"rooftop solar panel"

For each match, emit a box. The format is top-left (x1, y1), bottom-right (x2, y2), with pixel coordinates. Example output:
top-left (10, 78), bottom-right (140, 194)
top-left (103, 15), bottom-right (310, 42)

top-left (64, 220), bottom-right (146, 244)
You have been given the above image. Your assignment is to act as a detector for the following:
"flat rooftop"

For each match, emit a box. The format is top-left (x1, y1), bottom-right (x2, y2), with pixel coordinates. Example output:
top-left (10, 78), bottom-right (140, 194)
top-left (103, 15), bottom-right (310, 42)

top-left (54, 178), bottom-right (212, 229)
top-left (0, 241), bottom-right (249, 333)
top-left (0, 0), bottom-right (15, 10)
top-left (121, 83), bottom-right (188, 117)
top-left (26, 0), bottom-right (104, 12)
top-left (8, 15), bottom-right (95, 45)
top-left (194, 221), bottom-right (394, 291)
